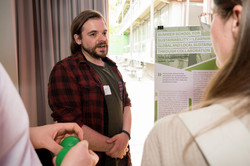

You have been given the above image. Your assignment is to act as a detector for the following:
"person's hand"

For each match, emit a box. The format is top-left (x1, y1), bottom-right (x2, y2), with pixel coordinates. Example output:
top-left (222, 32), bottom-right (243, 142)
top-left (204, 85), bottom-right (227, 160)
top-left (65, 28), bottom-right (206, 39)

top-left (30, 123), bottom-right (83, 154)
top-left (105, 133), bottom-right (129, 159)
top-left (53, 140), bottom-right (99, 166)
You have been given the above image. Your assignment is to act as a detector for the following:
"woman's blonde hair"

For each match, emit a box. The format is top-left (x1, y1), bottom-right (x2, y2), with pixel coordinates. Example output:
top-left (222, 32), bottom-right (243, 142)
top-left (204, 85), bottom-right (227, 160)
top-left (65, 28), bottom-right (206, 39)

top-left (202, 0), bottom-right (250, 107)
top-left (183, 0), bottom-right (250, 164)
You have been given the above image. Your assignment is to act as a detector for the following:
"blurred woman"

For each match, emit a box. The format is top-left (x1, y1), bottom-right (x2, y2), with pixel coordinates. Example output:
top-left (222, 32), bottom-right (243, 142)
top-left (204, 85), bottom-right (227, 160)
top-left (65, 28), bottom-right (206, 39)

top-left (0, 63), bottom-right (98, 166)
top-left (141, 0), bottom-right (250, 165)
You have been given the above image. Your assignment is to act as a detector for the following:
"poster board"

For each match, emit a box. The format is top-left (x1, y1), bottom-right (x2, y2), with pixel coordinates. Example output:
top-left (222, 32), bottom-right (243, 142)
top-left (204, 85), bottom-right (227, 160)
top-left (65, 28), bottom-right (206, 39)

top-left (155, 26), bottom-right (217, 121)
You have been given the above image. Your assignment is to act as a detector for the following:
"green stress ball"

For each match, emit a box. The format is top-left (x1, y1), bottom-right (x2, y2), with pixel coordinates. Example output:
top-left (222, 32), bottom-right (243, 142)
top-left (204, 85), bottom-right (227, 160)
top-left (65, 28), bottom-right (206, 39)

top-left (56, 147), bottom-right (70, 166)
top-left (60, 136), bottom-right (80, 148)
top-left (56, 136), bottom-right (80, 166)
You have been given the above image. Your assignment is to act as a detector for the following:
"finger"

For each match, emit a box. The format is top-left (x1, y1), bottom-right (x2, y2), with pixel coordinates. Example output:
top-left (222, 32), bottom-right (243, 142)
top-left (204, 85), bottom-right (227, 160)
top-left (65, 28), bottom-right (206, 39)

top-left (123, 150), bottom-right (127, 156)
top-left (52, 156), bottom-right (56, 166)
top-left (107, 149), bottom-right (125, 159)
top-left (106, 149), bottom-right (116, 157)
top-left (106, 143), bottom-right (127, 158)
top-left (118, 152), bottom-right (125, 159)
top-left (46, 141), bottom-right (63, 155)
top-left (67, 123), bottom-right (83, 140)
top-left (55, 123), bottom-right (83, 140)
top-left (106, 136), bottom-right (118, 144)
top-left (106, 152), bottom-right (118, 158)
top-left (89, 149), bottom-right (99, 165)
top-left (71, 123), bottom-right (84, 140)
top-left (106, 138), bottom-right (115, 144)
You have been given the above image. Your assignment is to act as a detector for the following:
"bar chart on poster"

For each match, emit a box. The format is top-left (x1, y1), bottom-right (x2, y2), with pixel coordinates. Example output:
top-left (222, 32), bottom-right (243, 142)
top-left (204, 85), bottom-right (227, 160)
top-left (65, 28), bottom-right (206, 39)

top-left (154, 26), bottom-right (218, 121)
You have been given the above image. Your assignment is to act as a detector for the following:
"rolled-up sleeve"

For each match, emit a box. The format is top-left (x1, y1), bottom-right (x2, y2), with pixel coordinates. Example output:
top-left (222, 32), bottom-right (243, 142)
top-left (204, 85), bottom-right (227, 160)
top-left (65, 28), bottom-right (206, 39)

top-left (48, 63), bottom-right (83, 125)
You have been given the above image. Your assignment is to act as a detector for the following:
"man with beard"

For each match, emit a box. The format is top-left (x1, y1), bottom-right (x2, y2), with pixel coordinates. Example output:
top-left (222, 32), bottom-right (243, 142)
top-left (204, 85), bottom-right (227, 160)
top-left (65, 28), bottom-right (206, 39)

top-left (48, 10), bottom-right (132, 166)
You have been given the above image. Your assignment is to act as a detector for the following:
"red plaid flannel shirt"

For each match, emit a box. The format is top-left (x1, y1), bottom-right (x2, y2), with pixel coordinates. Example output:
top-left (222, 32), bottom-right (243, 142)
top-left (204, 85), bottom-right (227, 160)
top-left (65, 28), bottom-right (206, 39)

top-left (48, 52), bottom-right (132, 165)
top-left (48, 52), bottom-right (131, 134)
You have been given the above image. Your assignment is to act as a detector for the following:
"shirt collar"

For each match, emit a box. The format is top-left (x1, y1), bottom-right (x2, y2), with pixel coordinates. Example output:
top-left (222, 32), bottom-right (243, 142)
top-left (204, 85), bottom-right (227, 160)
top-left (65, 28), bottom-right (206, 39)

top-left (75, 51), bottom-right (117, 67)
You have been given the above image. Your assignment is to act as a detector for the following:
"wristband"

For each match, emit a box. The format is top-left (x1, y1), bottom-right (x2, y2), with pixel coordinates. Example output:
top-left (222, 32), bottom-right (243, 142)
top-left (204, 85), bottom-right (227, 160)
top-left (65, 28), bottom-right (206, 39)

top-left (122, 130), bottom-right (131, 140)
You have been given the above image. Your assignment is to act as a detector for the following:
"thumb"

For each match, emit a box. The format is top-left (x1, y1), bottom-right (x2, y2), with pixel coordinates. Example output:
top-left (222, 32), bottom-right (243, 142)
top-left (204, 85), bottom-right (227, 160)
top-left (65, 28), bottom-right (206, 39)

top-left (46, 140), bottom-right (63, 155)
top-left (106, 136), bottom-right (117, 144)
top-left (52, 156), bottom-right (57, 166)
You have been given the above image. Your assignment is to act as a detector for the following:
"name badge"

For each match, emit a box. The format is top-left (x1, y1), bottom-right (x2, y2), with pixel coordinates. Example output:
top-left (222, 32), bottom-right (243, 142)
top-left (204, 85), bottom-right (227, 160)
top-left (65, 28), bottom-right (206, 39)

top-left (103, 85), bottom-right (112, 95)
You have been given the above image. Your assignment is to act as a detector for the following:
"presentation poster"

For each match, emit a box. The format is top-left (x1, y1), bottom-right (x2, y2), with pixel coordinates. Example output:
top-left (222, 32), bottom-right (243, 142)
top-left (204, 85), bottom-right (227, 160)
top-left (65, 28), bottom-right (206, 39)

top-left (155, 26), bottom-right (217, 121)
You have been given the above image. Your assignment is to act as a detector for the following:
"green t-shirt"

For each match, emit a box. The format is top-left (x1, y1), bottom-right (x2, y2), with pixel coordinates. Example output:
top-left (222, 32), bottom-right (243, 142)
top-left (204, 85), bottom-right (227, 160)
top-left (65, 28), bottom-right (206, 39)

top-left (88, 61), bottom-right (123, 166)
top-left (87, 61), bottom-right (123, 137)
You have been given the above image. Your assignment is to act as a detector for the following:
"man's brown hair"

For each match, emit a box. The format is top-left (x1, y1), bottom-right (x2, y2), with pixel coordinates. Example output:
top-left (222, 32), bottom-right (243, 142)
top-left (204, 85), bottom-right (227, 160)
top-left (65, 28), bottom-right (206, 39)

top-left (70, 10), bottom-right (105, 54)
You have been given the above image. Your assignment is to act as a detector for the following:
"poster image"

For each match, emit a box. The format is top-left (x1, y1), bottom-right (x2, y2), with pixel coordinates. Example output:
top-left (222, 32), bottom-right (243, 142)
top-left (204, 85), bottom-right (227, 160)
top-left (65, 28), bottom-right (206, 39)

top-left (155, 26), bottom-right (217, 121)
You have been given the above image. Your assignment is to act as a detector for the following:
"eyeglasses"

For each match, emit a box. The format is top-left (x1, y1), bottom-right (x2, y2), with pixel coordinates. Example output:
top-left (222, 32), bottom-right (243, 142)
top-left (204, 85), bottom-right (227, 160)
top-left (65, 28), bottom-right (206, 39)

top-left (198, 13), bottom-right (213, 32)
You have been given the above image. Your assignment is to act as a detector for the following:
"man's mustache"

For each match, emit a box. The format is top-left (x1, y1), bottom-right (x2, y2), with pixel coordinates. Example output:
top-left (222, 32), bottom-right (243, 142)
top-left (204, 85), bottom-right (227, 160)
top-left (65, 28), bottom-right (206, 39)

top-left (96, 42), bottom-right (108, 47)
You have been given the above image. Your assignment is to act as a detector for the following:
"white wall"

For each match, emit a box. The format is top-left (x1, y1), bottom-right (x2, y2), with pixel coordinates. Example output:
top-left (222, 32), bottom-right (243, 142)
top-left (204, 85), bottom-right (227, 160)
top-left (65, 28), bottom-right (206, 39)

top-left (168, 2), bottom-right (185, 27)
top-left (188, 4), bottom-right (203, 26)
top-left (167, 2), bottom-right (203, 27)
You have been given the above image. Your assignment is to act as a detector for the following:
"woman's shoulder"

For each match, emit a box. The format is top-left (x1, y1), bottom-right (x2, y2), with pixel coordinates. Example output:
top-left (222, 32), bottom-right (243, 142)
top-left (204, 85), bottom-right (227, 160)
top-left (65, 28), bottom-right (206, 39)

top-left (143, 109), bottom-right (208, 165)
top-left (145, 104), bottom-right (229, 157)
top-left (152, 104), bottom-right (226, 132)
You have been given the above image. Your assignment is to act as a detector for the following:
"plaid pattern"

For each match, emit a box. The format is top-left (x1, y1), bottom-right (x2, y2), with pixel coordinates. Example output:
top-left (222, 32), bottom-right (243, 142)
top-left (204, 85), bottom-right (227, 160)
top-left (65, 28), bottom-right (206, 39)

top-left (48, 51), bottom-right (131, 165)
top-left (48, 51), bottom-right (131, 132)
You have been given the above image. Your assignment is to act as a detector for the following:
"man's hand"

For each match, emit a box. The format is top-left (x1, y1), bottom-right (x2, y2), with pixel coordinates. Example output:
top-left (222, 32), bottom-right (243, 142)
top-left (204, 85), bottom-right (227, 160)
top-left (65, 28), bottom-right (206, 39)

top-left (105, 132), bottom-right (129, 159)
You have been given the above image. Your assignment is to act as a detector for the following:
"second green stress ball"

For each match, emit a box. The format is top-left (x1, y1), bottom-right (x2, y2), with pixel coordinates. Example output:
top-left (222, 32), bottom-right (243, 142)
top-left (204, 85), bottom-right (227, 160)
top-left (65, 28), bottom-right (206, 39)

top-left (56, 136), bottom-right (80, 166)
top-left (56, 147), bottom-right (70, 166)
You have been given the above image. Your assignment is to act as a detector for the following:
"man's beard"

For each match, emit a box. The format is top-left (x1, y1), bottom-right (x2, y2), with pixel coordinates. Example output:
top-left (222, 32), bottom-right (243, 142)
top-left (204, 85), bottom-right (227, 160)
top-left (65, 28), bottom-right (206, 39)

top-left (82, 42), bottom-right (108, 59)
